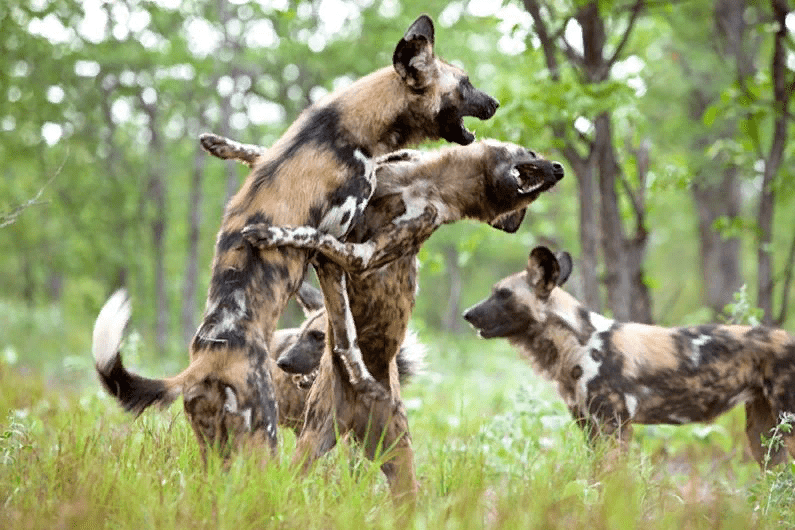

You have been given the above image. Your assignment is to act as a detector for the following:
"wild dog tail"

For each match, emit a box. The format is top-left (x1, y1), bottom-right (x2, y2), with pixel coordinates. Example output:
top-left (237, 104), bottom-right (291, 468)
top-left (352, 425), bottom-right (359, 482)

top-left (92, 290), bottom-right (183, 415)
top-left (396, 329), bottom-right (427, 385)
top-left (199, 132), bottom-right (265, 168)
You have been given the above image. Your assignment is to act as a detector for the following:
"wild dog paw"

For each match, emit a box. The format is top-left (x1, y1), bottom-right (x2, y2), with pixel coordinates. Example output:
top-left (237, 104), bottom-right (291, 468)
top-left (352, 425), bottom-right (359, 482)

top-left (241, 223), bottom-right (275, 248)
top-left (353, 376), bottom-right (391, 402)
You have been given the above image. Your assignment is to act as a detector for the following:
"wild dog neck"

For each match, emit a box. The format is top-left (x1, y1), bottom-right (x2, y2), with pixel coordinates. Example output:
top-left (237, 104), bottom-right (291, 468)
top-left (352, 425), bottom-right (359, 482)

top-left (505, 282), bottom-right (612, 383)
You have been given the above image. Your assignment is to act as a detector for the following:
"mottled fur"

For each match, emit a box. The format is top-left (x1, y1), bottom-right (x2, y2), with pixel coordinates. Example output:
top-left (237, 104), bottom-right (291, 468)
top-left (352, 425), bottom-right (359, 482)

top-left (269, 297), bottom-right (427, 434)
top-left (92, 14), bottom-right (497, 461)
top-left (463, 246), bottom-right (795, 469)
top-left (237, 140), bottom-right (563, 500)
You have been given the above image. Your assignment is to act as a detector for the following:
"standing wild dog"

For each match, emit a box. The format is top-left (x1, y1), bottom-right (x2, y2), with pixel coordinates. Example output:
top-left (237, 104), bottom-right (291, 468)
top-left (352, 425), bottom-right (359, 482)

top-left (463, 246), bottom-right (795, 469)
top-left (91, 14), bottom-right (498, 459)
top-left (232, 139), bottom-right (564, 500)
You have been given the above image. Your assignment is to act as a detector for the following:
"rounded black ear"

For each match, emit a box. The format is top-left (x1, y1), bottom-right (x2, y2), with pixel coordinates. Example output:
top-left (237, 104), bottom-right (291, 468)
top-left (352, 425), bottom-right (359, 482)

top-left (526, 246), bottom-right (560, 299)
top-left (402, 14), bottom-right (435, 46)
top-left (489, 208), bottom-right (527, 234)
top-left (555, 251), bottom-right (573, 286)
top-left (393, 15), bottom-right (436, 89)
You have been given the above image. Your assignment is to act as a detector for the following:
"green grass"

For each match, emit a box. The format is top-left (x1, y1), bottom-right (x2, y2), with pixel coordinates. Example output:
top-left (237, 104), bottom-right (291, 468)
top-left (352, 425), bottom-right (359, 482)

top-left (2, 302), bottom-right (795, 528)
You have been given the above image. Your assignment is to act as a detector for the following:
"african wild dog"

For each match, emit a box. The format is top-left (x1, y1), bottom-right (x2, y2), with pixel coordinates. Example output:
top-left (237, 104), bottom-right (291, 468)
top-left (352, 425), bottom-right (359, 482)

top-left (269, 282), bottom-right (426, 434)
top-left (463, 246), bottom-right (795, 469)
top-left (232, 138), bottom-right (563, 500)
top-left (92, 14), bottom-right (498, 460)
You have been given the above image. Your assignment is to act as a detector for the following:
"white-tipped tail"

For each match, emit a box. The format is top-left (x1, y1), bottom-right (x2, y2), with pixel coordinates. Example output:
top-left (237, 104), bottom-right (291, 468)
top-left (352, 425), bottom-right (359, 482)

top-left (92, 289), bottom-right (131, 371)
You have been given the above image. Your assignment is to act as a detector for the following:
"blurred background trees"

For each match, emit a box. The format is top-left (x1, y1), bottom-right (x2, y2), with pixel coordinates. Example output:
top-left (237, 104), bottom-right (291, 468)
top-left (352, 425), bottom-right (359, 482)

top-left (1, 0), bottom-right (794, 360)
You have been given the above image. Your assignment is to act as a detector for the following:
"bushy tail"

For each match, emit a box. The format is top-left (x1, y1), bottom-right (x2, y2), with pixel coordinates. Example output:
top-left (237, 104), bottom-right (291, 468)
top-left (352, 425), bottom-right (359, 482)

top-left (92, 290), bottom-right (180, 415)
top-left (396, 329), bottom-right (427, 385)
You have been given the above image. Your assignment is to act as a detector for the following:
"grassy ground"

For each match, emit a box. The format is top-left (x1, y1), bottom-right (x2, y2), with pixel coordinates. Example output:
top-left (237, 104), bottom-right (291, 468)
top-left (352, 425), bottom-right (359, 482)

top-left (2, 303), bottom-right (795, 529)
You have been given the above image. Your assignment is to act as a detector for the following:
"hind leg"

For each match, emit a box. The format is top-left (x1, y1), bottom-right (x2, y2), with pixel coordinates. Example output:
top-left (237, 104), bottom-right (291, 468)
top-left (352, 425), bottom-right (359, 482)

top-left (293, 354), bottom-right (351, 471)
top-left (352, 367), bottom-right (418, 506)
top-left (745, 392), bottom-right (786, 468)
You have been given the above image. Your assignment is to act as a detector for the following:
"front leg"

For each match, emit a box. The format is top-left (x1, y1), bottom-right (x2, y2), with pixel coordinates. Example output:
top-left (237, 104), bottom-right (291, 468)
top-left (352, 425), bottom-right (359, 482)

top-left (241, 205), bottom-right (438, 274)
top-left (313, 257), bottom-right (390, 402)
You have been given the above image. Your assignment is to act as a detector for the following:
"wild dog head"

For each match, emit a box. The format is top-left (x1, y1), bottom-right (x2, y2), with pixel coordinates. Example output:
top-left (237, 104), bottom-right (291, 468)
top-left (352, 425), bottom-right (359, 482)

top-left (463, 246), bottom-right (572, 338)
top-left (390, 15), bottom-right (500, 146)
top-left (478, 141), bottom-right (565, 233)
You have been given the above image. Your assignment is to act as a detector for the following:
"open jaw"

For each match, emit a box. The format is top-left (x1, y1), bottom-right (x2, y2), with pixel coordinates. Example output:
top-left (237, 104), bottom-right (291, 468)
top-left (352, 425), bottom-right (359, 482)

top-left (511, 166), bottom-right (548, 195)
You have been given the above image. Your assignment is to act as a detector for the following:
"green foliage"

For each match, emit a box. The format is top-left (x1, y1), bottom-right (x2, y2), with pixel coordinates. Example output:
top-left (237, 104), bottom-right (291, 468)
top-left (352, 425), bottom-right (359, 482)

top-left (722, 284), bottom-right (764, 326)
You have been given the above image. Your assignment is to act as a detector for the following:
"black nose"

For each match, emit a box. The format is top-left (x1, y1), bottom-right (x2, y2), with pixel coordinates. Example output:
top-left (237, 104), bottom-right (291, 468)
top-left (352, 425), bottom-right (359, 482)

top-left (551, 161), bottom-right (564, 181)
top-left (462, 310), bottom-right (473, 322)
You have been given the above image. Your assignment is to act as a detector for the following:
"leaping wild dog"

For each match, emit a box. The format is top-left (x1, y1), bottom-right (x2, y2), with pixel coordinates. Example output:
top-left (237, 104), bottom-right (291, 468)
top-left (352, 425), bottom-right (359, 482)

top-left (91, 14), bottom-right (499, 460)
top-left (217, 137), bottom-right (564, 500)
top-left (463, 246), bottom-right (795, 469)
top-left (269, 282), bottom-right (427, 434)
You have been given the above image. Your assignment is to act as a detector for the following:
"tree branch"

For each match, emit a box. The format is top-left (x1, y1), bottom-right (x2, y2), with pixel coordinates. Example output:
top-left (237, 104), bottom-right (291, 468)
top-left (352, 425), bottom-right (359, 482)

top-left (1, 157), bottom-right (64, 228)
top-left (604, 0), bottom-right (646, 73)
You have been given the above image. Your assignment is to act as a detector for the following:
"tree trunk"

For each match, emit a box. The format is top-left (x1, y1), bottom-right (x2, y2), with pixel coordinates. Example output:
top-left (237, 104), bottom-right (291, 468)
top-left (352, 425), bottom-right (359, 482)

top-left (442, 245), bottom-right (462, 333)
top-left (143, 102), bottom-right (169, 354)
top-left (573, 154), bottom-right (602, 312)
top-left (757, 0), bottom-right (791, 325)
top-left (691, 171), bottom-right (742, 315)
top-left (594, 113), bottom-right (635, 322)
top-left (181, 146), bottom-right (205, 344)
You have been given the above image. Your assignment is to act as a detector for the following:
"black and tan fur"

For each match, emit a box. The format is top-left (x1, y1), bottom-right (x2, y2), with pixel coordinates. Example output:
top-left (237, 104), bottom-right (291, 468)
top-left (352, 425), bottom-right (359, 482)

top-left (228, 139), bottom-right (563, 500)
top-left (269, 282), bottom-right (426, 433)
top-left (92, 15), bottom-right (498, 459)
top-left (463, 246), bottom-right (795, 468)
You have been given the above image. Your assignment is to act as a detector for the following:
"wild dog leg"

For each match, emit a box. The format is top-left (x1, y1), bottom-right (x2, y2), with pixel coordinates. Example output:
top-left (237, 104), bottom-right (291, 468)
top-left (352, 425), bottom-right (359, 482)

top-left (313, 256), bottom-right (391, 402)
top-left (199, 132), bottom-right (265, 168)
top-left (241, 205), bottom-right (438, 274)
top-left (745, 393), bottom-right (786, 468)
top-left (353, 386), bottom-right (418, 507)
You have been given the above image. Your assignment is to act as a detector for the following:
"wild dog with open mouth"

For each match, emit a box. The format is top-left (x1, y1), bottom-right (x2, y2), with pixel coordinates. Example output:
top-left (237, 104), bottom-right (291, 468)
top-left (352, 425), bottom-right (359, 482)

top-left (463, 246), bottom-right (795, 469)
top-left (92, 14), bottom-right (498, 460)
top-left (233, 139), bottom-right (563, 500)
top-left (269, 282), bottom-right (427, 434)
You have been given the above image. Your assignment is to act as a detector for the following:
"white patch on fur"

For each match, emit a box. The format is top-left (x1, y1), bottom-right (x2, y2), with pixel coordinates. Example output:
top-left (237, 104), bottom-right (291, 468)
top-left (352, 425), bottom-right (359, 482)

top-left (209, 289), bottom-right (247, 338)
top-left (223, 386), bottom-right (238, 413)
top-left (729, 389), bottom-right (753, 408)
top-left (690, 334), bottom-right (711, 365)
top-left (242, 408), bottom-right (252, 431)
top-left (318, 195), bottom-right (361, 237)
top-left (339, 275), bottom-right (366, 369)
top-left (624, 393), bottom-right (638, 419)
top-left (354, 149), bottom-right (376, 187)
top-left (92, 289), bottom-right (131, 371)
top-left (667, 414), bottom-right (691, 425)
top-left (589, 312), bottom-right (614, 334)
top-left (577, 346), bottom-right (601, 406)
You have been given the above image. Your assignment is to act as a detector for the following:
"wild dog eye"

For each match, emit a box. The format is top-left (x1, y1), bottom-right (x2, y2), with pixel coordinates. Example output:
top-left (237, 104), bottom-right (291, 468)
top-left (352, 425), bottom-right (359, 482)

top-left (495, 288), bottom-right (512, 300)
top-left (307, 330), bottom-right (325, 342)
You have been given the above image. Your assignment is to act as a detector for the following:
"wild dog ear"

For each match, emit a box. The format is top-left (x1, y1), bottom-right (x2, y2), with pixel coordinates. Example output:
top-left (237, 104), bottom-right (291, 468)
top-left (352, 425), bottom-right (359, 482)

top-left (489, 208), bottom-right (527, 234)
top-left (555, 251), bottom-right (573, 286)
top-left (295, 280), bottom-right (324, 316)
top-left (393, 15), bottom-right (436, 90)
top-left (526, 246), bottom-right (560, 299)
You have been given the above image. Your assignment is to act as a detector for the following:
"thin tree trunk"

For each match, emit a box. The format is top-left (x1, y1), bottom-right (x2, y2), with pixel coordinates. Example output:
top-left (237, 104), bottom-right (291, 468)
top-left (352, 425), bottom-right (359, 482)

top-left (757, 0), bottom-right (792, 325)
top-left (595, 116), bottom-right (633, 322)
top-left (691, 171), bottom-right (742, 315)
top-left (181, 145), bottom-right (205, 344)
top-left (442, 245), bottom-right (462, 333)
top-left (141, 99), bottom-right (169, 354)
